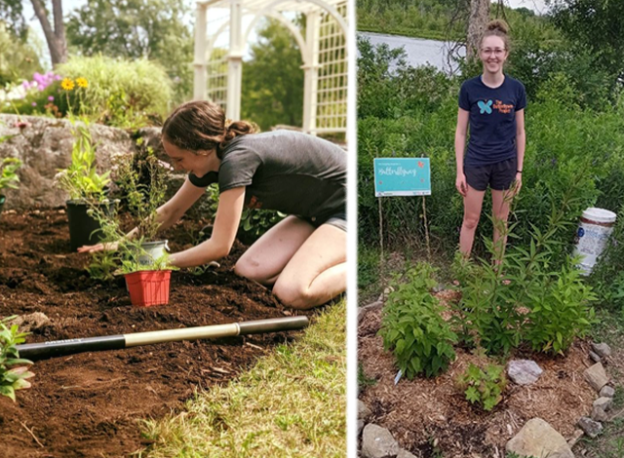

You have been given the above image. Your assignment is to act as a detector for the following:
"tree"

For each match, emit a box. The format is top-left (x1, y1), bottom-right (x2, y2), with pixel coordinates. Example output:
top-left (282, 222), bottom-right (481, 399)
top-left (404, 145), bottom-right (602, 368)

top-left (549, 0), bottom-right (624, 82)
top-left (241, 18), bottom-right (304, 130)
top-left (66, 0), bottom-right (194, 102)
top-left (0, 0), bottom-right (67, 65)
top-left (31, 0), bottom-right (67, 66)
top-left (466, 0), bottom-right (490, 61)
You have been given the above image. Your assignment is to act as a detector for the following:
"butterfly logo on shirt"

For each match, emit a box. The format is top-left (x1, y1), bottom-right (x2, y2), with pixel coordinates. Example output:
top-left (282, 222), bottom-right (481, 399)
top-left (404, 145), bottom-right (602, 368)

top-left (478, 100), bottom-right (493, 114)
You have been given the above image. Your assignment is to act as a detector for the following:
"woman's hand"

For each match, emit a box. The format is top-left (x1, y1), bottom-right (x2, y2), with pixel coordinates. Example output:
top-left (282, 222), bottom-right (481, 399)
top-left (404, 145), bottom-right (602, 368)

top-left (456, 174), bottom-right (467, 197)
top-left (77, 241), bottom-right (119, 253)
top-left (513, 172), bottom-right (522, 196)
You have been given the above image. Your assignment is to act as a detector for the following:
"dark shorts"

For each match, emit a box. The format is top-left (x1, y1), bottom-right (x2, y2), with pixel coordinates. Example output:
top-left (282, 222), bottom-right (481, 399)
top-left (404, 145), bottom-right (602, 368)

top-left (301, 212), bottom-right (347, 232)
top-left (464, 157), bottom-right (517, 191)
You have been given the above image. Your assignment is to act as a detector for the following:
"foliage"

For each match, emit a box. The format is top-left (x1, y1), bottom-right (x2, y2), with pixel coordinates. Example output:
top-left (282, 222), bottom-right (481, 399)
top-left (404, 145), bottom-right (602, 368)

top-left (451, 183), bottom-right (597, 356)
top-left (67, 0), bottom-right (193, 104)
top-left (550, 0), bottom-right (624, 83)
top-left (0, 157), bottom-right (21, 192)
top-left (55, 117), bottom-right (110, 202)
top-left (0, 22), bottom-right (43, 86)
top-left (0, 316), bottom-right (34, 401)
top-left (357, 40), bottom-right (624, 255)
top-left (239, 208), bottom-right (287, 242)
top-left (242, 18), bottom-right (304, 130)
top-left (0, 2), bottom-right (26, 40)
top-left (379, 263), bottom-right (457, 378)
top-left (457, 362), bottom-right (506, 411)
top-left (4, 56), bottom-right (172, 127)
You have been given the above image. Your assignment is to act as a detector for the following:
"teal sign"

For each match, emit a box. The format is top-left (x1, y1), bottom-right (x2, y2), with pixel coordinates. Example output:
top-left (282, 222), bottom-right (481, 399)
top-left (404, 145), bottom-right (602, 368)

top-left (374, 158), bottom-right (431, 197)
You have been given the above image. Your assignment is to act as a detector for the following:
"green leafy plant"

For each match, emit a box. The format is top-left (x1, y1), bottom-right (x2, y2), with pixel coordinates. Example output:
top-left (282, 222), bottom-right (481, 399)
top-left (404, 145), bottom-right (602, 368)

top-left (0, 157), bottom-right (22, 192)
top-left (239, 208), bottom-right (287, 242)
top-left (457, 362), bottom-right (506, 411)
top-left (118, 252), bottom-right (178, 275)
top-left (55, 117), bottom-right (110, 202)
top-left (379, 262), bottom-right (457, 379)
top-left (0, 316), bottom-right (34, 401)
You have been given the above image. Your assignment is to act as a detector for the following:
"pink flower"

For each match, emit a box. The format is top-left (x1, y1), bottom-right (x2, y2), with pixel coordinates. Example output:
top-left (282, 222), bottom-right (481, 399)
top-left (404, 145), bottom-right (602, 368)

top-left (31, 102), bottom-right (37, 107)
top-left (48, 96), bottom-right (54, 101)
top-left (15, 121), bottom-right (31, 129)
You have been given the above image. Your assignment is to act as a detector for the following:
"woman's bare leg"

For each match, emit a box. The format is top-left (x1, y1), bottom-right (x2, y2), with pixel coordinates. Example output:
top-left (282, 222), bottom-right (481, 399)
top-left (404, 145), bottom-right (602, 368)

top-left (459, 185), bottom-right (486, 257)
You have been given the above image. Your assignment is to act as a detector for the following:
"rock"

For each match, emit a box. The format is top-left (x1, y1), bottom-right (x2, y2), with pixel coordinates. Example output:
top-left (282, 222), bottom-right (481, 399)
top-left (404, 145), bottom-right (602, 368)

top-left (397, 449), bottom-right (418, 458)
top-left (591, 342), bottom-right (612, 358)
top-left (567, 428), bottom-right (584, 448)
top-left (589, 351), bottom-right (602, 363)
top-left (584, 363), bottom-right (609, 392)
top-left (358, 400), bottom-right (372, 421)
top-left (357, 420), bottom-right (364, 436)
top-left (577, 417), bottom-right (603, 438)
top-left (600, 386), bottom-right (615, 398)
top-left (594, 397), bottom-right (613, 412)
top-left (505, 418), bottom-right (574, 458)
top-left (508, 360), bottom-right (544, 385)
top-left (0, 114), bottom-right (164, 210)
top-left (361, 424), bottom-right (399, 458)
top-left (591, 405), bottom-right (608, 422)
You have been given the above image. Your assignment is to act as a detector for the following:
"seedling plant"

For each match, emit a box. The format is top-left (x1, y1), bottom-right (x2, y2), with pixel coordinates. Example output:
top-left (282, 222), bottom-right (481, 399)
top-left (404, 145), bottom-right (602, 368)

top-left (0, 316), bottom-right (34, 401)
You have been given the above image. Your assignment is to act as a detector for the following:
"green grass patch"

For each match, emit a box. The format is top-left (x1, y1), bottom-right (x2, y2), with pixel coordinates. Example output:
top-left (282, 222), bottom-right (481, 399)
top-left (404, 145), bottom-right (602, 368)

top-left (138, 301), bottom-right (346, 458)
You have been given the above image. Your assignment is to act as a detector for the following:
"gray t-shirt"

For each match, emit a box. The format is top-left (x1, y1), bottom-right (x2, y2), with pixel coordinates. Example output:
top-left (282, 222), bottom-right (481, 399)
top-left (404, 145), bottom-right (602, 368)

top-left (189, 130), bottom-right (346, 220)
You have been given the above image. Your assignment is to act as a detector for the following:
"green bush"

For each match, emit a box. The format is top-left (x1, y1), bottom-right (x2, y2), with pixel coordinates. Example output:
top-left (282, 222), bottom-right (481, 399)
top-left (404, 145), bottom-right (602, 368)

top-left (379, 263), bottom-right (457, 378)
top-left (5, 55), bottom-right (172, 127)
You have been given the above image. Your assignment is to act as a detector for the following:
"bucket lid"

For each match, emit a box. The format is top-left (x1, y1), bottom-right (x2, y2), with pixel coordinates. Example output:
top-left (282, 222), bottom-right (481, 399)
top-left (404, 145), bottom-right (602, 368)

top-left (582, 207), bottom-right (617, 224)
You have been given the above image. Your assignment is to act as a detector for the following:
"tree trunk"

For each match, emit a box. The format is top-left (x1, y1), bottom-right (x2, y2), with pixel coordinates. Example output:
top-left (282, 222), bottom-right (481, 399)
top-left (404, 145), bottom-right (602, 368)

top-left (467, 0), bottom-right (490, 61)
top-left (30, 0), bottom-right (67, 66)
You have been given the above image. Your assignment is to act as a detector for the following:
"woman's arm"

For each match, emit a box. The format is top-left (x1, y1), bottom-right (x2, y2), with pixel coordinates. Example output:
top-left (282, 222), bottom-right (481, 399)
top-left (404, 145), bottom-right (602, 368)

top-left (168, 187), bottom-right (245, 268)
top-left (515, 109), bottom-right (526, 194)
top-left (455, 108), bottom-right (470, 197)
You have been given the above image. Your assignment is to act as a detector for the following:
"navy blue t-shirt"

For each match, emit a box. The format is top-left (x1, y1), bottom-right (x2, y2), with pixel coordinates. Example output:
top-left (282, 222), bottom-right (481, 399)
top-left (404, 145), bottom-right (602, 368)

top-left (459, 75), bottom-right (526, 167)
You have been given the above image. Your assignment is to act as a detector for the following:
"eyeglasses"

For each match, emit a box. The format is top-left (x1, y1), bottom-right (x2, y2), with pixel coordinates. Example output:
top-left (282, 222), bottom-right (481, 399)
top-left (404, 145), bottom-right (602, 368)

top-left (480, 48), bottom-right (506, 56)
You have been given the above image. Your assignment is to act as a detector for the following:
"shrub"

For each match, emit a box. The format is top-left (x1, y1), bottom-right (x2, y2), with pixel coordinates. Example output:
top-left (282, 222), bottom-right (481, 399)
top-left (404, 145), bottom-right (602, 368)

top-left (0, 316), bottom-right (34, 401)
top-left (457, 362), bottom-right (507, 411)
top-left (379, 263), bottom-right (457, 378)
top-left (5, 55), bottom-right (172, 127)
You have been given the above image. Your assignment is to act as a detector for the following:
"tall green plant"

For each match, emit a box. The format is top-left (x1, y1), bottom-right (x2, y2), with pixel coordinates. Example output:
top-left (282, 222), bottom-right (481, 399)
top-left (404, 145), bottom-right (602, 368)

top-left (0, 157), bottom-right (21, 192)
top-left (379, 263), bottom-right (457, 378)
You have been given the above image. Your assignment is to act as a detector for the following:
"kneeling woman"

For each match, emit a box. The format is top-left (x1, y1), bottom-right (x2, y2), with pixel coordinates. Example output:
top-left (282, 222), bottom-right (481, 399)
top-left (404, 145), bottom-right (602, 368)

top-left (81, 101), bottom-right (346, 310)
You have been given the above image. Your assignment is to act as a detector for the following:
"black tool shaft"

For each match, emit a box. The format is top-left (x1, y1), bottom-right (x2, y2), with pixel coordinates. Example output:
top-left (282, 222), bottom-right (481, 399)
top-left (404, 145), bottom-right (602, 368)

top-left (238, 316), bottom-right (309, 335)
top-left (16, 335), bottom-right (126, 360)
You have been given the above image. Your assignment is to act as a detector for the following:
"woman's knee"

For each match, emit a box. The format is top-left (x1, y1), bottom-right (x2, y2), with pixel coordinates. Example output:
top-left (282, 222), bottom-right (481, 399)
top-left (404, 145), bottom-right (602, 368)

top-left (462, 215), bottom-right (480, 231)
top-left (272, 281), bottom-right (314, 310)
top-left (234, 257), bottom-right (266, 283)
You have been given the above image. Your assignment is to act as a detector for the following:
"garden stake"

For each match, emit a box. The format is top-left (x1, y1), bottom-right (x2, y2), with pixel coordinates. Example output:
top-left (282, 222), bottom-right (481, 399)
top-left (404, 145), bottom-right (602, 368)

top-left (16, 316), bottom-right (309, 361)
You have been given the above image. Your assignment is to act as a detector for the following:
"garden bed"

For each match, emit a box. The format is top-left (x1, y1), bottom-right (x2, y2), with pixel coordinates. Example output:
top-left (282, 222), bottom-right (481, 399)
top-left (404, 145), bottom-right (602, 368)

top-left (358, 297), bottom-right (598, 457)
top-left (0, 209), bottom-right (313, 458)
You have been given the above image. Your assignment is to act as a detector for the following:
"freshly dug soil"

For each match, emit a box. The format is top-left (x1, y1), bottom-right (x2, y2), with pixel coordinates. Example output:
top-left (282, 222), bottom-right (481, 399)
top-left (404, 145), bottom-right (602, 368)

top-left (0, 209), bottom-right (317, 458)
top-left (359, 298), bottom-right (598, 458)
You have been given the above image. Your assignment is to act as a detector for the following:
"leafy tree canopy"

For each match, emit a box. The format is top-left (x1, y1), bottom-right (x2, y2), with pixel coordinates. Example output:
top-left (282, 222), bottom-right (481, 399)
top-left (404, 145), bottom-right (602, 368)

top-left (0, 0), bottom-right (27, 40)
top-left (242, 18), bottom-right (304, 130)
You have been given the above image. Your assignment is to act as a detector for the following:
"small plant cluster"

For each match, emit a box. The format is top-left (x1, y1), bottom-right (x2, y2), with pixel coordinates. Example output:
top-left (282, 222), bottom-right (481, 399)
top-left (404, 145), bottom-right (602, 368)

top-left (0, 157), bottom-right (22, 192)
top-left (457, 362), bottom-right (507, 411)
top-left (55, 118), bottom-right (110, 202)
top-left (0, 316), bottom-right (34, 401)
top-left (87, 141), bottom-right (175, 278)
top-left (379, 262), bottom-right (457, 379)
top-left (239, 207), bottom-right (286, 243)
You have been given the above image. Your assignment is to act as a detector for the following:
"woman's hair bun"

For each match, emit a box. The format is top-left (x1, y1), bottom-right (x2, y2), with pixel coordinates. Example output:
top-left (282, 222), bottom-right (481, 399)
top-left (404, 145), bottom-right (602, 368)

top-left (486, 19), bottom-right (508, 35)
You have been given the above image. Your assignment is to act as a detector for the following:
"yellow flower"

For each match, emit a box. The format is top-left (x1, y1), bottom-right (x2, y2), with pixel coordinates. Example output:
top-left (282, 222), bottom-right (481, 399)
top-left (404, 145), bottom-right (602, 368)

top-left (61, 78), bottom-right (75, 91)
top-left (76, 77), bottom-right (88, 88)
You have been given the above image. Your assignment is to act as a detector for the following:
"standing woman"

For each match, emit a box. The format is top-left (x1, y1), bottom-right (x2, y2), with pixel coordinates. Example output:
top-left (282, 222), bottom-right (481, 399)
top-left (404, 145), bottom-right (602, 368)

top-left (455, 20), bottom-right (526, 259)
top-left (80, 100), bottom-right (346, 310)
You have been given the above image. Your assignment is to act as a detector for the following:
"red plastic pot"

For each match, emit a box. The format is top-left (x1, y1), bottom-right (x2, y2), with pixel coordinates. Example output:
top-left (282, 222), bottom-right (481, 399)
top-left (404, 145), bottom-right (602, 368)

top-left (124, 270), bottom-right (172, 307)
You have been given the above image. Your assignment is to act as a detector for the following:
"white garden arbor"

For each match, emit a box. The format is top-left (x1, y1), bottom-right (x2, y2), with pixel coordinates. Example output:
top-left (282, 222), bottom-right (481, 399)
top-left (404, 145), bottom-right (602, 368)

top-left (193, 0), bottom-right (348, 135)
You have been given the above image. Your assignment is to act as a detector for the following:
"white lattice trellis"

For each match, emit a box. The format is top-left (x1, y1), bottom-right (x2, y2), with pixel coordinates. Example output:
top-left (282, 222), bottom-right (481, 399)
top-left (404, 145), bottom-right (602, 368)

top-left (193, 0), bottom-right (348, 135)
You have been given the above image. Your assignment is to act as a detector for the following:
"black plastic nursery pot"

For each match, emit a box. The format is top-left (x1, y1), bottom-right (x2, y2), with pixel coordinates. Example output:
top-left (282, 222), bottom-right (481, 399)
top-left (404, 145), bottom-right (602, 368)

top-left (66, 200), bottom-right (108, 252)
top-left (0, 195), bottom-right (5, 221)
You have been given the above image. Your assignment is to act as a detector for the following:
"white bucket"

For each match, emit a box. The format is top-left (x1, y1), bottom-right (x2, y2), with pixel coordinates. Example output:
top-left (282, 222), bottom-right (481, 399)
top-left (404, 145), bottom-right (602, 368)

top-left (573, 208), bottom-right (617, 275)
top-left (137, 240), bottom-right (169, 266)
